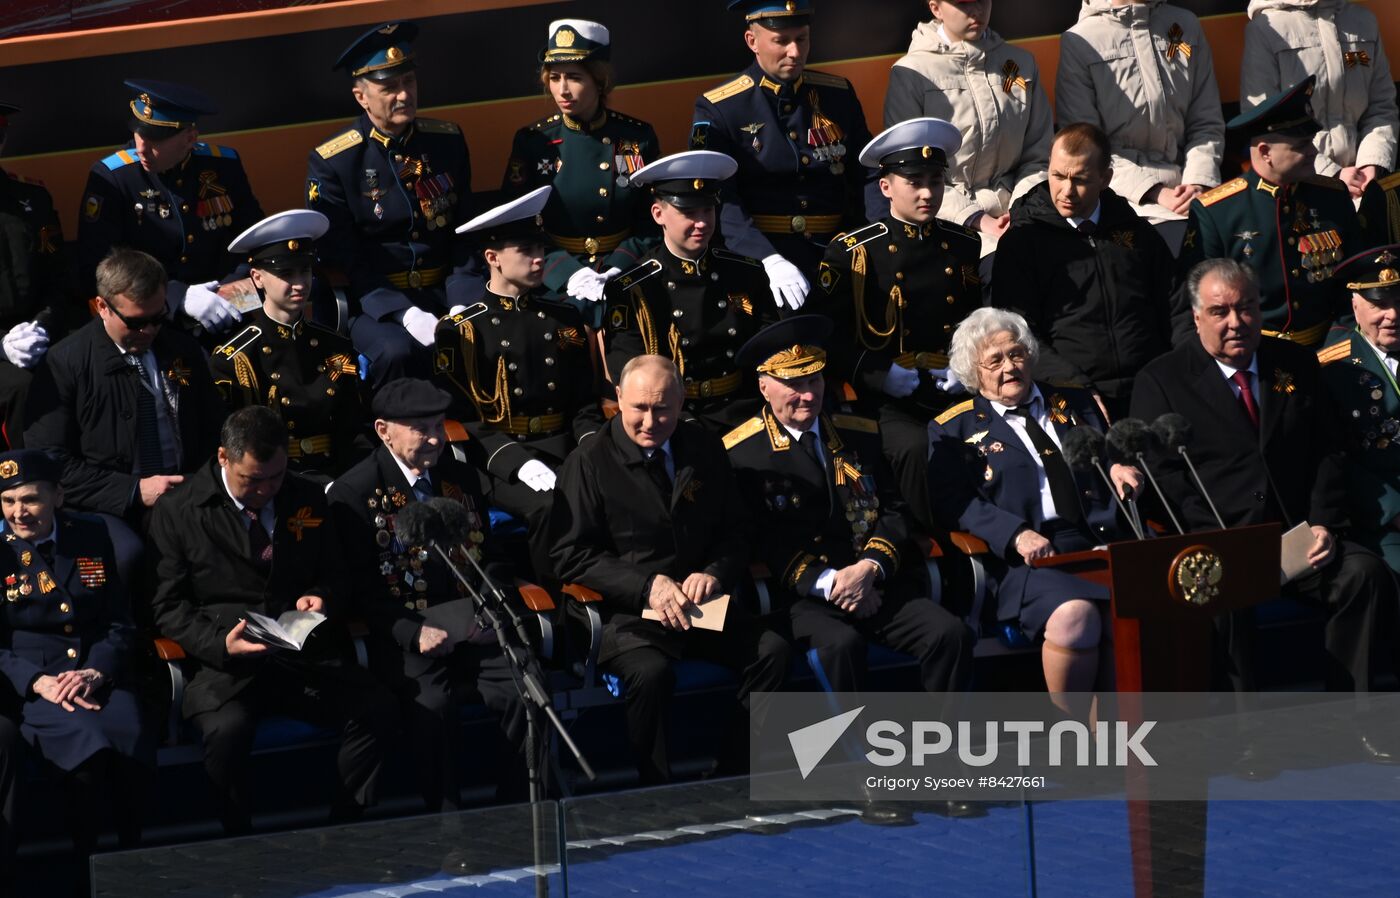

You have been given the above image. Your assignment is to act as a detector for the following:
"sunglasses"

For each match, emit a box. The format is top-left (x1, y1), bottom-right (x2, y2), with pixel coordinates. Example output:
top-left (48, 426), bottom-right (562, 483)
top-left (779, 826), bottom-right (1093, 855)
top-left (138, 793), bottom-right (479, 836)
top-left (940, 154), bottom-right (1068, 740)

top-left (105, 303), bottom-right (168, 331)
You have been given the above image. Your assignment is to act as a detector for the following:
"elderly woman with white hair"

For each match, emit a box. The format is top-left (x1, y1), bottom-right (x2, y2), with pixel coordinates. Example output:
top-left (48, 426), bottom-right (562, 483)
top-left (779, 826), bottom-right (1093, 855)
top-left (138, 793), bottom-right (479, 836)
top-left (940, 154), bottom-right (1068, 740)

top-left (927, 308), bottom-right (1141, 713)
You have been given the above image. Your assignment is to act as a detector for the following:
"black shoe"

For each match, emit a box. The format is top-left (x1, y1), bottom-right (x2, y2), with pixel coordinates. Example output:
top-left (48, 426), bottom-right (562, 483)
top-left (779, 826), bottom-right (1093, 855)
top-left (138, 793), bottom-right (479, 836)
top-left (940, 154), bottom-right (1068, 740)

top-left (859, 800), bottom-right (916, 826)
top-left (1358, 732), bottom-right (1400, 765)
top-left (921, 799), bottom-right (986, 819)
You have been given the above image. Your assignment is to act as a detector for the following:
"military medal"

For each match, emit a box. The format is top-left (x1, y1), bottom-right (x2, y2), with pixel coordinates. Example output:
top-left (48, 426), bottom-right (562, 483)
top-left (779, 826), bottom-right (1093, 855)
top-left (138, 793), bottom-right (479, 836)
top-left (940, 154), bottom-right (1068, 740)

top-left (740, 122), bottom-right (764, 153)
top-left (4, 574), bottom-right (16, 602)
top-left (806, 93), bottom-right (846, 174)
top-left (373, 202), bottom-right (384, 220)
top-left (365, 168), bottom-right (378, 189)
top-left (19, 550), bottom-right (31, 567)
top-left (38, 571), bottom-right (56, 594)
top-left (18, 575), bottom-right (31, 597)
top-left (614, 141), bottom-right (644, 186)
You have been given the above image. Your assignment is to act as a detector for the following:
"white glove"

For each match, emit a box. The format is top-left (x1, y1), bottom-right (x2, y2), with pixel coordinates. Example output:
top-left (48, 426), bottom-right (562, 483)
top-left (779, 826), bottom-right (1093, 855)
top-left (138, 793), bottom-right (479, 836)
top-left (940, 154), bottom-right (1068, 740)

top-left (447, 304), bottom-right (468, 318)
top-left (517, 459), bottom-right (557, 492)
top-left (566, 267), bottom-right (618, 303)
top-left (181, 281), bottom-right (241, 334)
top-left (761, 254), bottom-right (810, 310)
top-left (402, 307), bottom-right (441, 347)
top-left (1, 321), bottom-right (49, 369)
top-left (930, 366), bottom-right (965, 394)
top-left (882, 363), bottom-right (920, 398)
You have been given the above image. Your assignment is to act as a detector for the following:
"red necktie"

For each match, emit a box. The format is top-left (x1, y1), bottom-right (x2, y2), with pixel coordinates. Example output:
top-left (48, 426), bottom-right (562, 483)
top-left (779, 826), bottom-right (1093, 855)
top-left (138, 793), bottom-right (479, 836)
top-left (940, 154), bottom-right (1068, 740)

top-left (1231, 370), bottom-right (1259, 430)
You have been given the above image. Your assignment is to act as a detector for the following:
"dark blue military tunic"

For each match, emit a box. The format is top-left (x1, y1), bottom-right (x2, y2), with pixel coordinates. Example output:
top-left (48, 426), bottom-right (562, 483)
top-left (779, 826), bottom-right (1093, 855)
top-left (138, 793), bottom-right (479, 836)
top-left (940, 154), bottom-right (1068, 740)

top-left (502, 108), bottom-right (661, 294)
top-left (691, 62), bottom-right (878, 274)
top-left (306, 113), bottom-right (477, 321)
top-left (0, 513), bottom-right (150, 771)
top-left (77, 142), bottom-right (263, 305)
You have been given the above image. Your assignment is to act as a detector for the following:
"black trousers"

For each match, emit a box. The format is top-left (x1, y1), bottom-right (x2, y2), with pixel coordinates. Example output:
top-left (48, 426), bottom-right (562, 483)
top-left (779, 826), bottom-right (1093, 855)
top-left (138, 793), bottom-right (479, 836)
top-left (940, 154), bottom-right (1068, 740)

top-left (65, 749), bottom-right (149, 857)
top-left (372, 639), bottom-right (529, 813)
top-left (0, 715), bottom-right (18, 887)
top-left (879, 405), bottom-right (940, 534)
top-left (602, 603), bottom-right (791, 786)
top-left (189, 660), bottom-right (399, 835)
top-left (792, 591), bottom-right (974, 693)
top-left (1220, 540), bottom-right (1397, 692)
top-left (0, 361), bottom-right (31, 450)
top-left (486, 473), bottom-right (559, 588)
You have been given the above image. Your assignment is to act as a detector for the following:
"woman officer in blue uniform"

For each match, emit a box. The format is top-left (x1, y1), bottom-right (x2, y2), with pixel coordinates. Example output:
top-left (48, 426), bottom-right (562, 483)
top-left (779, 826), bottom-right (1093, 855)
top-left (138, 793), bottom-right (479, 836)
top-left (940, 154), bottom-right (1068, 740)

top-left (501, 19), bottom-right (661, 316)
top-left (0, 450), bottom-right (152, 871)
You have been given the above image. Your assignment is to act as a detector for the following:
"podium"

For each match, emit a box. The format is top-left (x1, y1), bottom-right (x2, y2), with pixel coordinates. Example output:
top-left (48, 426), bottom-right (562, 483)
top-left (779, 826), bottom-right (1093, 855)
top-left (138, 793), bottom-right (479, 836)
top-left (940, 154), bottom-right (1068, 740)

top-left (1032, 523), bottom-right (1282, 898)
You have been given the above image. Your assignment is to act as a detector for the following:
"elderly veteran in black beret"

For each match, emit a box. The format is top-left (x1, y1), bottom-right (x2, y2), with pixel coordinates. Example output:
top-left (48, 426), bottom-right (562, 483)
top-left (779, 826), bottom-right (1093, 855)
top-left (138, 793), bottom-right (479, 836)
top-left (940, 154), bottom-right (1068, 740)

top-left (328, 379), bottom-right (528, 812)
top-left (549, 354), bottom-right (789, 785)
top-left (602, 150), bottom-right (776, 433)
top-left (725, 315), bottom-right (973, 697)
top-left (502, 19), bottom-right (661, 313)
top-left (928, 308), bottom-right (1141, 717)
top-left (436, 186), bottom-right (603, 584)
top-left (0, 449), bottom-right (153, 868)
top-left (210, 210), bottom-right (370, 480)
top-left (307, 21), bottom-right (478, 388)
top-left (77, 79), bottom-right (264, 338)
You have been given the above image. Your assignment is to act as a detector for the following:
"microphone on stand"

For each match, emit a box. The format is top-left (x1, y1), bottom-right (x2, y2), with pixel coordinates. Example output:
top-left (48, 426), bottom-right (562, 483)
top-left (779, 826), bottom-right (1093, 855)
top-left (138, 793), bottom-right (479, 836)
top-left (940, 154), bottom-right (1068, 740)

top-left (429, 497), bottom-right (534, 653)
top-left (1106, 418), bottom-right (1184, 535)
top-left (1061, 426), bottom-right (1144, 539)
top-left (1151, 413), bottom-right (1227, 531)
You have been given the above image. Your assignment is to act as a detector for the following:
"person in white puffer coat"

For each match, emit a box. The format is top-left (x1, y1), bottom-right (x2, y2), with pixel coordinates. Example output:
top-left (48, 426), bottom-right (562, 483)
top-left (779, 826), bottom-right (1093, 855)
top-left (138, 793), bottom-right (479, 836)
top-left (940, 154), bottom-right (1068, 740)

top-left (1056, 0), bottom-right (1224, 245)
top-left (884, 0), bottom-right (1051, 261)
top-left (1242, 0), bottom-right (1397, 197)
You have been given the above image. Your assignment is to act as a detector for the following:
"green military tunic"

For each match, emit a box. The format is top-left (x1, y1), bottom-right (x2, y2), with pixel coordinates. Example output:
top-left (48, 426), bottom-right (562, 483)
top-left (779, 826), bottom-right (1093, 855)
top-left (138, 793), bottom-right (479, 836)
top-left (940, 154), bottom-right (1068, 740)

top-left (502, 108), bottom-right (661, 294)
top-left (210, 308), bottom-right (369, 478)
top-left (1317, 326), bottom-right (1400, 570)
top-left (1178, 170), bottom-right (1364, 346)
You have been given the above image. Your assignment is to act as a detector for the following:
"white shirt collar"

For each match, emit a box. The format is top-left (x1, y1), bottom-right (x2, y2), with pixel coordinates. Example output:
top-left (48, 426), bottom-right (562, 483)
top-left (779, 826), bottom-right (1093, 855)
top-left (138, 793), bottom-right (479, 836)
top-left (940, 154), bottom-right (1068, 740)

top-left (1213, 355), bottom-right (1260, 380)
top-left (220, 466), bottom-right (274, 522)
top-left (780, 418), bottom-right (822, 445)
top-left (387, 447), bottom-right (432, 491)
top-left (1066, 202), bottom-right (1103, 230)
top-left (990, 384), bottom-right (1045, 418)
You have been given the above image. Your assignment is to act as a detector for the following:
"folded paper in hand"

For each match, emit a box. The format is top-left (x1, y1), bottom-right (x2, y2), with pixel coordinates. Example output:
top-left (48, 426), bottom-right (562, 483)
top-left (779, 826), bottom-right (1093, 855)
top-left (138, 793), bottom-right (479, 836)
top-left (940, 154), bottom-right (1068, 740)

top-left (1280, 521), bottom-right (1315, 585)
top-left (641, 593), bottom-right (730, 631)
top-left (242, 610), bottom-right (326, 650)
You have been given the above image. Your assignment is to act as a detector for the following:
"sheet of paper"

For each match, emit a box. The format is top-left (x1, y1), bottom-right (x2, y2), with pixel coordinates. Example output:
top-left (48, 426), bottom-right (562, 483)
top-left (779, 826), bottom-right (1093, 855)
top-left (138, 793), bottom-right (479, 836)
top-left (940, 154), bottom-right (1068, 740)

top-left (642, 593), bottom-right (730, 632)
top-left (1280, 521), bottom-right (1315, 585)
top-left (243, 610), bottom-right (325, 650)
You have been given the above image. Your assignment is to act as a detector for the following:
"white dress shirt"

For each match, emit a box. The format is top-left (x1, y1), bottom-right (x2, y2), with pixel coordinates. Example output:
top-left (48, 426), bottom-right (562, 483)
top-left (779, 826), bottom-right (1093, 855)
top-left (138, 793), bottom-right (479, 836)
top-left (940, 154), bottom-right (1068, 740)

top-left (388, 450), bottom-right (434, 501)
top-left (642, 440), bottom-right (676, 482)
top-left (1214, 356), bottom-right (1261, 406)
top-left (221, 466), bottom-right (275, 538)
top-left (990, 385), bottom-right (1065, 522)
top-left (1065, 201), bottom-right (1103, 232)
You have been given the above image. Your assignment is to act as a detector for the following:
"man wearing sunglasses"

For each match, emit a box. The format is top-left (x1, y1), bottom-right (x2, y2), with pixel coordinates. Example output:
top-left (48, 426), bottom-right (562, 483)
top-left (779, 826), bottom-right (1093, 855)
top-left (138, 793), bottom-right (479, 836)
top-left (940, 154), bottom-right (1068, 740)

top-left (209, 211), bottom-right (369, 481)
top-left (23, 248), bottom-right (224, 583)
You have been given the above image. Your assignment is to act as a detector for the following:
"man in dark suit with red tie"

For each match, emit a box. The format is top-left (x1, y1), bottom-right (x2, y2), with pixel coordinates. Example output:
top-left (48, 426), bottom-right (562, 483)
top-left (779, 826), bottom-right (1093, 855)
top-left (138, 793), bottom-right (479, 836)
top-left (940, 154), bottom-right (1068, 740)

top-left (1131, 259), bottom-right (1397, 738)
top-left (148, 406), bottom-right (397, 833)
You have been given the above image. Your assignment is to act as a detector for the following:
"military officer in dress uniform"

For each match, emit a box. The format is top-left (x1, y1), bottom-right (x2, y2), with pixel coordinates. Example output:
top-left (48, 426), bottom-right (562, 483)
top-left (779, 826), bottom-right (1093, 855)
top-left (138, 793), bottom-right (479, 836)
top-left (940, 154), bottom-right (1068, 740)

top-left (602, 151), bottom-right (776, 433)
top-left (1175, 75), bottom-right (1365, 348)
top-left (307, 21), bottom-right (478, 388)
top-left (77, 80), bottom-right (263, 340)
top-left (436, 186), bottom-right (603, 582)
top-left (0, 450), bottom-right (153, 873)
top-left (725, 317), bottom-right (973, 697)
top-left (0, 101), bottom-right (76, 449)
top-left (503, 19), bottom-right (661, 315)
top-left (811, 118), bottom-right (981, 532)
top-left (211, 210), bottom-right (369, 481)
top-left (328, 379), bottom-right (526, 813)
top-left (691, 0), bottom-right (878, 310)
top-left (1318, 245), bottom-right (1400, 573)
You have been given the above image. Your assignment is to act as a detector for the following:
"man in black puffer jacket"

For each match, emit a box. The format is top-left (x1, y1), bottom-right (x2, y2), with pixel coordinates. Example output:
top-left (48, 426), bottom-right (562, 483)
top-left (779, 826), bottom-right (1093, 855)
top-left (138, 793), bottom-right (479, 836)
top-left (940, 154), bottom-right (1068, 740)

top-left (992, 123), bottom-right (1177, 421)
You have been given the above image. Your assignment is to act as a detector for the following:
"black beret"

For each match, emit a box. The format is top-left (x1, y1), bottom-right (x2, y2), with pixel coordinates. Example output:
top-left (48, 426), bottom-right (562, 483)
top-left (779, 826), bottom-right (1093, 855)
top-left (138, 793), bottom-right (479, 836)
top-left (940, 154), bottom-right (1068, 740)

top-left (371, 378), bottom-right (452, 420)
top-left (0, 450), bottom-right (61, 491)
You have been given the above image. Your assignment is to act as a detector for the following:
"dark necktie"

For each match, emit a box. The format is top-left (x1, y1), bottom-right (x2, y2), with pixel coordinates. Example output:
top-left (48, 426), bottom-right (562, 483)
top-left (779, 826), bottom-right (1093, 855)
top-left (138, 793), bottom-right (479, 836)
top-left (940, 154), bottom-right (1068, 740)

top-left (798, 430), bottom-right (825, 475)
top-left (1008, 405), bottom-right (1086, 526)
top-left (1077, 220), bottom-right (1096, 238)
top-left (244, 507), bottom-right (273, 572)
top-left (645, 451), bottom-right (672, 506)
top-left (35, 540), bottom-right (54, 567)
top-left (131, 356), bottom-right (165, 476)
top-left (1231, 370), bottom-right (1260, 431)
top-left (414, 476), bottom-right (434, 500)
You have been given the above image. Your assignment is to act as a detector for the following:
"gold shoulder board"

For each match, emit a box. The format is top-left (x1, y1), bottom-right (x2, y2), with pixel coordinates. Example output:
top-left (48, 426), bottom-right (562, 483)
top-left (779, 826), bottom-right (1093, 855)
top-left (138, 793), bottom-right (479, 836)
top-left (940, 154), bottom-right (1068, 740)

top-left (829, 413), bottom-right (879, 434)
top-left (723, 416), bottom-right (766, 450)
top-left (316, 130), bottom-right (363, 160)
top-left (934, 399), bottom-right (975, 425)
top-left (1199, 178), bottom-right (1247, 207)
top-left (704, 75), bottom-right (755, 104)
top-left (416, 118), bottom-right (462, 135)
top-left (1316, 339), bottom-right (1351, 366)
top-left (801, 70), bottom-right (850, 89)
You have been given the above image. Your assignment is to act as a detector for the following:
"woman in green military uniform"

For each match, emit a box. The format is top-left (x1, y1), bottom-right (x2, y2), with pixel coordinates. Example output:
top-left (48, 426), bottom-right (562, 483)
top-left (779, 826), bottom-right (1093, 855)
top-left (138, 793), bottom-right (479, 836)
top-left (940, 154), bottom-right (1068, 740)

top-left (501, 19), bottom-right (660, 314)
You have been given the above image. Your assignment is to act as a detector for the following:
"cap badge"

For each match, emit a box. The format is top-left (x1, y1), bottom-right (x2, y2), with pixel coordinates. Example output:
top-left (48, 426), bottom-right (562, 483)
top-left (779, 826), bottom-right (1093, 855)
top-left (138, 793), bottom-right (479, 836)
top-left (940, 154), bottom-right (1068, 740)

top-left (287, 239), bottom-right (300, 251)
top-left (0, 461), bottom-right (16, 479)
top-left (385, 46), bottom-right (403, 62)
top-left (921, 146), bottom-right (932, 159)
top-left (693, 179), bottom-right (705, 190)
top-left (556, 28), bottom-right (576, 48)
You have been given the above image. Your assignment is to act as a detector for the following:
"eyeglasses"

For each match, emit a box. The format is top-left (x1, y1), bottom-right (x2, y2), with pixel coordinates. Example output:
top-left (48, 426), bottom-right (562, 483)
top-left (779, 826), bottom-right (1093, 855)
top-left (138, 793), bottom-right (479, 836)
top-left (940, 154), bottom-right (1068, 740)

top-left (105, 303), bottom-right (168, 331)
top-left (979, 348), bottom-right (1030, 371)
